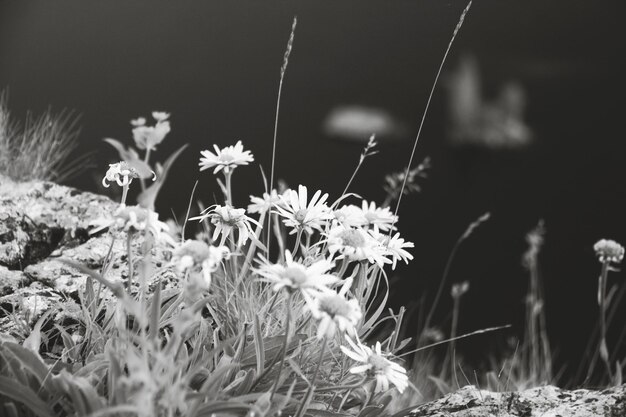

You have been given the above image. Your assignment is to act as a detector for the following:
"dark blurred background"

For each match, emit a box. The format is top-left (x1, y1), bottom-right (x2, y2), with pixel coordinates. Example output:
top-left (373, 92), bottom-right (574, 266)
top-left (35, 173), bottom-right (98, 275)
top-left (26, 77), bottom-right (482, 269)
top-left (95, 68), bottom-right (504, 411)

top-left (1, 0), bottom-right (625, 384)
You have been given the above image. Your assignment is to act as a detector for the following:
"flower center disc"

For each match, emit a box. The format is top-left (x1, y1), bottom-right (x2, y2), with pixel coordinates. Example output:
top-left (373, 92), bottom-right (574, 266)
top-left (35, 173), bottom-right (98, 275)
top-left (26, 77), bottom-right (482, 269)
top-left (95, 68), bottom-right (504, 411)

top-left (319, 295), bottom-right (352, 318)
top-left (339, 229), bottom-right (366, 248)
top-left (295, 209), bottom-right (308, 223)
top-left (284, 267), bottom-right (308, 285)
top-left (368, 353), bottom-right (389, 371)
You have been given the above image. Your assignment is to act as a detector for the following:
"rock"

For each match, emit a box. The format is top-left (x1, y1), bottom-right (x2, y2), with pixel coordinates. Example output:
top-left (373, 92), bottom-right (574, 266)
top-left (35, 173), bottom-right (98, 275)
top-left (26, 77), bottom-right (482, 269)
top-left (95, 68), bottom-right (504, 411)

top-left (0, 174), bottom-right (177, 338)
top-left (0, 265), bottom-right (28, 295)
top-left (405, 384), bottom-right (626, 417)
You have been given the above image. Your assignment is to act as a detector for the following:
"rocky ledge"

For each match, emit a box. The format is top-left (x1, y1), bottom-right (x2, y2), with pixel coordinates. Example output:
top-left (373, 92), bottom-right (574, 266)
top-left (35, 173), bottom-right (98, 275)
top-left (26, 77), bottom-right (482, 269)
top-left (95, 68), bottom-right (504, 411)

top-left (404, 384), bottom-right (625, 417)
top-left (0, 174), bottom-right (176, 337)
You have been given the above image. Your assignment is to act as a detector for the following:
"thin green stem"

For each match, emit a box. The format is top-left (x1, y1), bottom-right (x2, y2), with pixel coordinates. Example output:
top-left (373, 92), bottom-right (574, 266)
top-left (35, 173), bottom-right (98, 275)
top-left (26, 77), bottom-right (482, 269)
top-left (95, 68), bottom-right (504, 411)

top-left (120, 184), bottom-right (129, 207)
top-left (598, 261), bottom-right (613, 381)
top-left (270, 292), bottom-right (291, 400)
top-left (140, 148), bottom-right (151, 191)
top-left (421, 238), bottom-right (462, 344)
top-left (294, 336), bottom-right (328, 417)
top-left (239, 211), bottom-right (266, 280)
top-left (292, 229), bottom-right (303, 256)
top-left (126, 231), bottom-right (133, 292)
top-left (224, 171), bottom-right (233, 206)
top-left (392, 1), bottom-right (472, 225)
top-left (450, 297), bottom-right (460, 386)
top-left (268, 17), bottom-right (297, 261)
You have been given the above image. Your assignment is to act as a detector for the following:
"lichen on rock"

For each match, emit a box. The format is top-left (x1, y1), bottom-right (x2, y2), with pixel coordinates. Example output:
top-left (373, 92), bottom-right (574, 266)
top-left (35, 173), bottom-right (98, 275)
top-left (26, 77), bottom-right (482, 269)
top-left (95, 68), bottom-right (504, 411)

top-left (404, 384), bottom-right (626, 417)
top-left (0, 174), bottom-right (177, 338)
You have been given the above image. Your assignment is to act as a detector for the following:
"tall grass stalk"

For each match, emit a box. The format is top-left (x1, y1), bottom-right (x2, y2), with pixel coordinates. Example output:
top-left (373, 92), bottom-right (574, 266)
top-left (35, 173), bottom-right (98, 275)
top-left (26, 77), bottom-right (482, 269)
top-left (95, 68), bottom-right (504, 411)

top-left (520, 220), bottom-right (552, 386)
top-left (267, 17), bottom-right (297, 258)
top-left (391, 1), bottom-right (472, 224)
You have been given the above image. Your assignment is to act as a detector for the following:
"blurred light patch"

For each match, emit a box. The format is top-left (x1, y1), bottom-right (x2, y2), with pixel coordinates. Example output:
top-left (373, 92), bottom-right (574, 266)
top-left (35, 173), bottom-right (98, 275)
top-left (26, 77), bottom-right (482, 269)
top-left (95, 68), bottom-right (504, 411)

top-left (445, 55), bottom-right (533, 149)
top-left (323, 105), bottom-right (408, 142)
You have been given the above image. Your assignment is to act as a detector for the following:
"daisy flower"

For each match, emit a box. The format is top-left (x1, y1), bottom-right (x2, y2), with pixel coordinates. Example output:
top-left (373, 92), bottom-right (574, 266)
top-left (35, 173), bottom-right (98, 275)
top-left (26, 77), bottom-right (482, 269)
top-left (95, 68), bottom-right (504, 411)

top-left (594, 239), bottom-right (625, 264)
top-left (451, 281), bottom-right (470, 298)
top-left (131, 112), bottom-right (171, 151)
top-left (308, 278), bottom-right (362, 340)
top-left (152, 111), bottom-right (170, 122)
top-left (340, 337), bottom-right (409, 394)
top-left (332, 205), bottom-right (367, 228)
top-left (130, 117), bottom-right (146, 127)
top-left (191, 205), bottom-right (258, 247)
top-left (326, 225), bottom-right (391, 268)
top-left (274, 185), bottom-right (332, 235)
top-left (172, 240), bottom-right (230, 287)
top-left (248, 189), bottom-right (283, 215)
top-left (372, 229), bottom-right (414, 270)
top-left (199, 140), bottom-right (254, 174)
top-left (254, 250), bottom-right (338, 295)
top-left (359, 201), bottom-right (398, 231)
top-left (113, 205), bottom-right (174, 245)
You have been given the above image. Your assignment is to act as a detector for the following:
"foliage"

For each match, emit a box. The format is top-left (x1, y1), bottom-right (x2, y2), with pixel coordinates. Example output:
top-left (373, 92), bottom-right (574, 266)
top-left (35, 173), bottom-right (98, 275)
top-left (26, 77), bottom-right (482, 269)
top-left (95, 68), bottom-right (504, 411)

top-left (0, 91), bottom-right (86, 183)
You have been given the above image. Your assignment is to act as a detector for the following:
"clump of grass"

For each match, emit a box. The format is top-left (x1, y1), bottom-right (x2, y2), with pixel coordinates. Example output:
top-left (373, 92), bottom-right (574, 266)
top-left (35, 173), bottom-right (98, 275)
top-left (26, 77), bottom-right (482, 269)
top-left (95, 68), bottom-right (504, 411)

top-left (0, 91), bottom-right (85, 183)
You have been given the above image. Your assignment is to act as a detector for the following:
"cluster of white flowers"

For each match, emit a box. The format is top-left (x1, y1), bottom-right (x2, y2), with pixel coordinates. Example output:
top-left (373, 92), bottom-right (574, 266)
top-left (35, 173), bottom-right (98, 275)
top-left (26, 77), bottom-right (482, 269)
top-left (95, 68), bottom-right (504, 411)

top-left (253, 248), bottom-right (408, 393)
top-left (131, 111), bottom-right (171, 152)
top-left (100, 140), bottom-right (413, 395)
top-left (594, 239), bottom-right (625, 264)
top-left (193, 141), bottom-right (413, 393)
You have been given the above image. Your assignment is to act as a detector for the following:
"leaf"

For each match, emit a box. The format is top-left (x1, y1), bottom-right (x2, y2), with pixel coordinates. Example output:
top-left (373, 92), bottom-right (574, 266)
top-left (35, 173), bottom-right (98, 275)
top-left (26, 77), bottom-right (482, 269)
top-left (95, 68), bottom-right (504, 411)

top-left (305, 411), bottom-right (352, 417)
top-left (137, 144), bottom-right (187, 210)
top-left (2, 342), bottom-right (51, 386)
top-left (102, 138), bottom-right (153, 179)
top-left (149, 280), bottom-right (162, 342)
top-left (599, 339), bottom-right (609, 362)
top-left (193, 401), bottom-right (258, 417)
top-left (2, 402), bottom-right (19, 417)
top-left (54, 324), bottom-right (77, 362)
top-left (357, 395), bottom-right (392, 417)
top-left (231, 369), bottom-right (256, 396)
top-left (361, 270), bottom-right (389, 333)
top-left (23, 310), bottom-right (53, 353)
top-left (55, 371), bottom-right (104, 414)
top-left (241, 334), bottom-right (306, 367)
top-left (395, 337), bottom-right (412, 352)
top-left (59, 259), bottom-right (130, 306)
top-left (0, 375), bottom-right (54, 417)
top-left (252, 315), bottom-right (265, 377)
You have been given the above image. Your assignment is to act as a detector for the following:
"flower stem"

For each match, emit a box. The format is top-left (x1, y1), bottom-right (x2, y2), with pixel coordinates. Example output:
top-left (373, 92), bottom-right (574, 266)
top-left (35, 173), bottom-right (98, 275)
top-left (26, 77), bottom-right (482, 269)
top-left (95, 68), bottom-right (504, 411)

top-left (449, 296), bottom-right (460, 386)
top-left (140, 148), bottom-right (151, 191)
top-left (294, 336), bottom-right (328, 417)
top-left (120, 184), bottom-right (129, 207)
top-left (270, 292), bottom-right (291, 400)
top-left (239, 211), bottom-right (266, 281)
top-left (224, 171), bottom-right (233, 206)
top-left (598, 261), bottom-right (613, 381)
top-left (292, 229), bottom-right (303, 256)
top-left (126, 231), bottom-right (134, 292)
